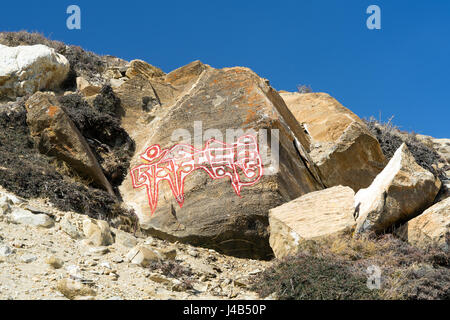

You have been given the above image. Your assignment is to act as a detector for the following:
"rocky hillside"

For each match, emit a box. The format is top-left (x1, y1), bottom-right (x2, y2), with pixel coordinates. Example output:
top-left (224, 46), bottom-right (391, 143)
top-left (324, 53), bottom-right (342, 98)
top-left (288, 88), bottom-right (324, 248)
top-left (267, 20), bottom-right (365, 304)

top-left (0, 32), bottom-right (448, 300)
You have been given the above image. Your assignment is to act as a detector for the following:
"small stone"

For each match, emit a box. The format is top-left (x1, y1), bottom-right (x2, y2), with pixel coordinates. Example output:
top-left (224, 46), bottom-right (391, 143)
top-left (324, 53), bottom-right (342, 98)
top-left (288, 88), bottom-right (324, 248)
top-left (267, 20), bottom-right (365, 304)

top-left (248, 269), bottom-right (262, 276)
top-left (82, 218), bottom-right (114, 247)
top-left (0, 245), bottom-right (14, 257)
top-left (115, 230), bottom-right (138, 248)
top-left (11, 208), bottom-right (54, 228)
top-left (60, 217), bottom-right (82, 239)
top-left (21, 254), bottom-right (37, 263)
top-left (111, 256), bottom-right (124, 263)
top-left (88, 247), bottom-right (110, 256)
top-left (187, 249), bottom-right (199, 258)
top-left (126, 245), bottom-right (160, 267)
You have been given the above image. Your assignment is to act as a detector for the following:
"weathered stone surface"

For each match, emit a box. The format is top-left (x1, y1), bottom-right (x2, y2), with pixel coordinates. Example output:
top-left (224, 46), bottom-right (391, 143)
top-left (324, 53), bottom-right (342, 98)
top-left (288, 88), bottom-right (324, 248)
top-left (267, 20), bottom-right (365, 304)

top-left (10, 208), bottom-right (54, 228)
top-left (120, 64), bottom-right (323, 259)
top-left (60, 216), bottom-right (82, 239)
top-left (0, 44), bottom-right (70, 100)
top-left (113, 75), bottom-right (176, 135)
top-left (268, 186), bottom-right (356, 259)
top-left (165, 60), bottom-right (209, 89)
top-left (126, 245), bottom-right (161, 267)
top-left (125, 59), bottom-right (165, 80)
top-left (0, 245), bottom-right (14, 257)
top-left (397, 197), bottom-right (449, 251)
top-left (280, 92), bottom-right (386, 191)
top-left (82, 218), bottom-right (114, 247)
top-left (76, 77), bottom-right (101, 97)
top-left (114, 230), bottom-right (138, 248)
top-left (355, 143), bottom-right (441, 234)
top-left (25, 92), bottom-right (114, 196)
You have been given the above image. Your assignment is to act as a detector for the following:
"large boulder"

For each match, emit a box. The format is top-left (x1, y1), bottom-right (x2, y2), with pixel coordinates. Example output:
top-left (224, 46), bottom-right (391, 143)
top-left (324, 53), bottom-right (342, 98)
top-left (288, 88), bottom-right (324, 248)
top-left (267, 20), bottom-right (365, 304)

top-left (25, 92), bottom-right (114, 196)
top-left (280, 92), bottom-right (386, 191)
top-left (0, 44), bottom-right (69, 100)
top-left (354, 143), bottom-right (441, 234)
top-left (120, 64), bottom-right (323, 259)
top-left (397, 197), bottom-right (449, 252)
top-left (268, 186), bottom-right (356, 259)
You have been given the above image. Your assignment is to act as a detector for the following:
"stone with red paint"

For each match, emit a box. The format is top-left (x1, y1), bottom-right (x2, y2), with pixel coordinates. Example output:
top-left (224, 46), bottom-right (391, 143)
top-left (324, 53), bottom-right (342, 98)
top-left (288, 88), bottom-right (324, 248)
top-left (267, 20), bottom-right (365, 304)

top-left (120, 63), bottom-right (323, 259)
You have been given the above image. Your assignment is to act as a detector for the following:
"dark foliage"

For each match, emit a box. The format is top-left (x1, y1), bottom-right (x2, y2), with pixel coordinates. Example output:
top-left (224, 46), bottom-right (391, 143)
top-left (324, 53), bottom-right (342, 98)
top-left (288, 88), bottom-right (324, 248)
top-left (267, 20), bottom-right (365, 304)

top-left (0, 101), bottom-right (124, 221)
top-left (251, 252), bottom-right (380, 300)
top-left (251, 234), bottom-right (450, 300)
top-left (93, 85), bottom-right (122, 117)
top-left (365, 117), bottom-right (448, 182)
top-left (58, 93), bottom-right (135, 187)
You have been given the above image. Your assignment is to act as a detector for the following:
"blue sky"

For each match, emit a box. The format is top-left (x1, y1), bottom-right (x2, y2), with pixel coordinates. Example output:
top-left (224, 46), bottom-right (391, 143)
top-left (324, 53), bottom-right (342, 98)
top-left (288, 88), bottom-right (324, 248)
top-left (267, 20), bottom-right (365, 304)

top-left (1, 0), bottom-right (449, 137)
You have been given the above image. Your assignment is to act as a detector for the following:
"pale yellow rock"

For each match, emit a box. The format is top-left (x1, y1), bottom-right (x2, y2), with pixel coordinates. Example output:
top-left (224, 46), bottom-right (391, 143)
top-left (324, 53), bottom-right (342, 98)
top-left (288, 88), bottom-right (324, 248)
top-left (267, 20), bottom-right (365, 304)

top-left (269, 186), bottom-right (356, 259)
top-left (125, 59), bottom-right (165, 80)
top-left (76, 77), bottom-right (101, 97)
top-left (355, 143), bottom-right (441, 234)
top-left (82, 218), bottom-right (114, 247)
top-left (126, 245), bottom-right (161, 267)
top-left (280, 92), bottom-right (386, 191)
top-left (398, 197), bottom-right (449, 251)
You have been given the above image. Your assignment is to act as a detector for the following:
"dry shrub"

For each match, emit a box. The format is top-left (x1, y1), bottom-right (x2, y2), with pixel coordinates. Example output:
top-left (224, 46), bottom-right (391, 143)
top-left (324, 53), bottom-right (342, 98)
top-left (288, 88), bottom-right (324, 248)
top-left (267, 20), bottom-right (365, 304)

top-left (251, 234), bottom-right (450, 300)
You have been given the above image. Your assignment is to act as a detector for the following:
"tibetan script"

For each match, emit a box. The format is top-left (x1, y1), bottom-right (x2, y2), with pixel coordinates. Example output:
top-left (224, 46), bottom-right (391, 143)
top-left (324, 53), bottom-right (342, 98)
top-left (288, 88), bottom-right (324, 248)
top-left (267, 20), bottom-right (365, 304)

top-left (130, 135), bottom-right (263, 216)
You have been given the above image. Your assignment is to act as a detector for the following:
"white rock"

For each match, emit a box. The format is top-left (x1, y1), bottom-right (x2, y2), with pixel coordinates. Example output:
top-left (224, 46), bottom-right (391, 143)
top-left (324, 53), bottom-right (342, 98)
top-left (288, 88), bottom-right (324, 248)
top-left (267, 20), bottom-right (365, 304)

top-left (10, 208), bottom-right (54, 228)
top-left (0, 44), bottom-right (70, 99)
top-left (354, 143), bottom-right (441, 234)
top-left (126, 245), bottom-right (160, 267)
top-left (0, 245), bottom-right (14, 257)
top-left (20, 254), bottom-right (37, 263)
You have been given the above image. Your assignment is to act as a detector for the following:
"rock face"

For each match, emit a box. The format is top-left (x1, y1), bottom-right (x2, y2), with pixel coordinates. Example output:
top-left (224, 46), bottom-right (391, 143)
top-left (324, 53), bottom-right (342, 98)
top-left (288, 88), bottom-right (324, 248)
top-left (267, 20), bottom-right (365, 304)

top-left (354, 144), bottom-right (441, 234)
top-left (280, 92), bottom-right (386, 191)
top-left (25, 92), bottom-right (114, 196)
top-left (0, 44), bottom-right (70, 100)
top-left (397, 198), bottom-right (449, 251)
top-left (268, 186), bottom-right (356, 259)
top-left (120, 64), bottom-right (323, 259)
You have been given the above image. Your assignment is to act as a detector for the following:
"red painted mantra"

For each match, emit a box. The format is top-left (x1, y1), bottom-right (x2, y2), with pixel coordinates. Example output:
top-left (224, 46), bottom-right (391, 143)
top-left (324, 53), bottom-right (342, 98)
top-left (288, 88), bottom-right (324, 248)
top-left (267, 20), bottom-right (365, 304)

top-left (130, 135), bottom-right (264, 216)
